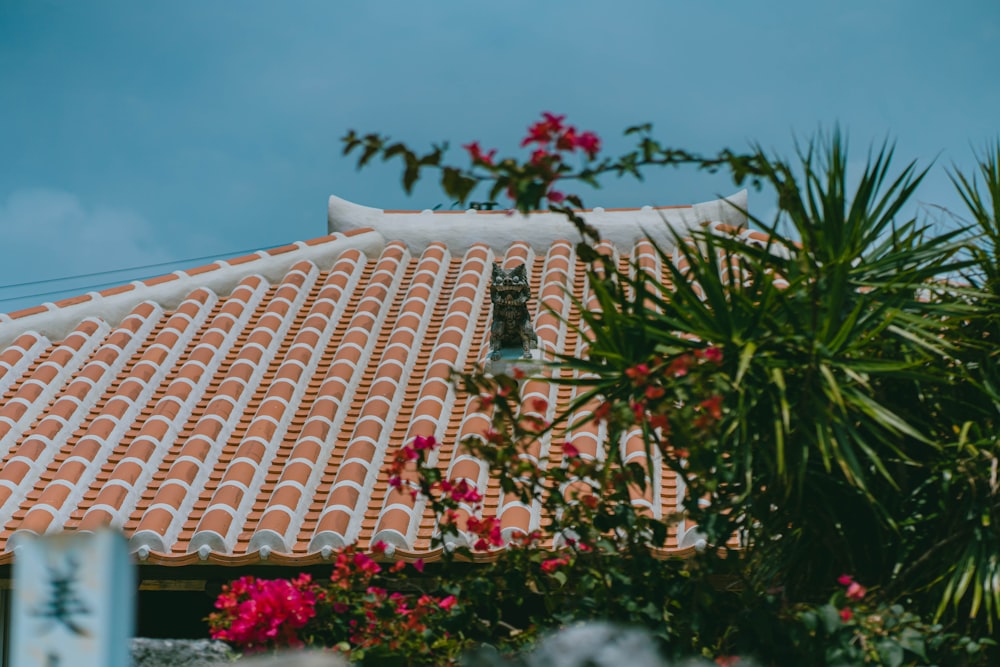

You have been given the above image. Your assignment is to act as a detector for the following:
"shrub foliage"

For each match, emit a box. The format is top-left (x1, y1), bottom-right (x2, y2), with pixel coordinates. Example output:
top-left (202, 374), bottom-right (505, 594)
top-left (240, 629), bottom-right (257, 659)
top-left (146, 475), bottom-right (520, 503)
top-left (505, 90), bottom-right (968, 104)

top-left (209, 119), bottom-right (1000, 665)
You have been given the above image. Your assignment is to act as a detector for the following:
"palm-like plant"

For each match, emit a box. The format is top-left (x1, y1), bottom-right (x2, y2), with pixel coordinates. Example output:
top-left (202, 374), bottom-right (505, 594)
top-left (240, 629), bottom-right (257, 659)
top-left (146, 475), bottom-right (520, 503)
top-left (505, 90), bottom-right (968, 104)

top-left (555, 133), bottom-right (997, 623)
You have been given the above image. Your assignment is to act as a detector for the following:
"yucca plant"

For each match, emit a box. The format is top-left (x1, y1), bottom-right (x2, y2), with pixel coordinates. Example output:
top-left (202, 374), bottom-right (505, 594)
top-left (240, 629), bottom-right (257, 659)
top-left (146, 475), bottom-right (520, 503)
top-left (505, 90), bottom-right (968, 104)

top-left (552, 132), bottom-right (993, 613)
top-left (348, 119), bottom-right (1000, 648)
top-left (894, 143), bottom-right (1000, 630)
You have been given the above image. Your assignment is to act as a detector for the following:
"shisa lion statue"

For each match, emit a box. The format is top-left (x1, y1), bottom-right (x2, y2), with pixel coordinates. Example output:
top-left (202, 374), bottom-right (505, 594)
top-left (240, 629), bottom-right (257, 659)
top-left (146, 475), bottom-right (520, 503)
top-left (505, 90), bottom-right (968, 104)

top-left (489, 263), bottom-right (538, 361)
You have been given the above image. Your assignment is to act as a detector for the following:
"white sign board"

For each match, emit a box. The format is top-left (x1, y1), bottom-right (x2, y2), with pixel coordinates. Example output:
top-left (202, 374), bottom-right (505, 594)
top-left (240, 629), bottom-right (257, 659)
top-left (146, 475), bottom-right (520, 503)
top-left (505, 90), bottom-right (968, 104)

top-left (10, 530), bottom-right (134, 667)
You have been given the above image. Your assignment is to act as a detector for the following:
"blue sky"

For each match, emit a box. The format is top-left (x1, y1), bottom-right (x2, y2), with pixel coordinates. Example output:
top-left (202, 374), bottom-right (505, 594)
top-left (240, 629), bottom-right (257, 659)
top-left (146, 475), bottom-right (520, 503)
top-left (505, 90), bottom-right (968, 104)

top-left (2, 1), bottom-right (998, 313)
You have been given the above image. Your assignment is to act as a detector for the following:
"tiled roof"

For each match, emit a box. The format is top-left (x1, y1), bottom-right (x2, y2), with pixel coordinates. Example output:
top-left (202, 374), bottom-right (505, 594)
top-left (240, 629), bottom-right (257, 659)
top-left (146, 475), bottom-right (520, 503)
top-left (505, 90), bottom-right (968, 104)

top-left (0, 194), bottom-right (756, 566)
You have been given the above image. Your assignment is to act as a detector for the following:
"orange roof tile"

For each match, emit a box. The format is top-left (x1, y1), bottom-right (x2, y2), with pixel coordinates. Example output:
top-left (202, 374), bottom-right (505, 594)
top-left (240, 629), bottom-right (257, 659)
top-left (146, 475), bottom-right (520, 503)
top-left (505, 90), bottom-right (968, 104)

top-left (0, 194), bottom-right (751, 566)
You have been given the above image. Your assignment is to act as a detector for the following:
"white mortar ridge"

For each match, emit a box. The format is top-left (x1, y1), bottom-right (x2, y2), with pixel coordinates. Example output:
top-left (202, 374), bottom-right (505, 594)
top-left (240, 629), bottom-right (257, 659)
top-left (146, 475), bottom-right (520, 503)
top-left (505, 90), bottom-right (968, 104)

top-left (328, 191), bottom-right (748, 253)
top-left (0, 230), bottom-right (386, 348)
top-left (187, 262), bottom-right (321, 556)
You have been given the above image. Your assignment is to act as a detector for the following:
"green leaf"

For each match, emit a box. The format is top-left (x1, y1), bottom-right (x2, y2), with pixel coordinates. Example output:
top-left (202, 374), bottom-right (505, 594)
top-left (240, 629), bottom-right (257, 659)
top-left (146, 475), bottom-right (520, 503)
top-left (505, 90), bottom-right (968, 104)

top-left (876, 639), bottom-right (904, 667)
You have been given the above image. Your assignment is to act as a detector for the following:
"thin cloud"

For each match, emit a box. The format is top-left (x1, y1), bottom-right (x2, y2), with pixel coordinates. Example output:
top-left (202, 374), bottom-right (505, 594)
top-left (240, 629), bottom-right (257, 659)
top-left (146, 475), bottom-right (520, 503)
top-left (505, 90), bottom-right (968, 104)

top-left (0, 188), bottom-right (172, 301)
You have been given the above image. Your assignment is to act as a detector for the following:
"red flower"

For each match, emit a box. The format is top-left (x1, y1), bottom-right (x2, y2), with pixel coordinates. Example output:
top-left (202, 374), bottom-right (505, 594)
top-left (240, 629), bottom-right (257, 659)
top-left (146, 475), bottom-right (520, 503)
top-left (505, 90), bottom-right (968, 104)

top-left (645, 385), bottom-right (666, 400)
top-left (667, 355), bottom-right (691, 378)
top-left (592, 401), bottom-right (612, 423)
top-left (412, 435), bottom-right (437, 450)
top-left (449, 479), bottom-right (483, 503)
top-left (625, 363), bottom-right (651, 383)
top-left (846, 581), bottom-right (867, 601)
top-left (530, 148), bottom-right (550, 166)
top-left (522, 114), bottom-right (564, 146)
top-left (556, 126), bottom-right (578, 152)
top-left (541, 557), bottom-right (569, 573)
top-left (697, 346), bottom-right (724, 364)
top-left (630, 400), bottom-right (647, 423)
top-left (531, 397), bottom-right (548, 412)
top-left (208, 575), bottom-right (319, 650)
top-left (563, 442), bottom-right (580, 458)
top-left (463, 141), bottom-right (496, 166)
top-left (354, 552), bottom-right (382, 575)
top-left (484, 428), bottom-right (503, 444)
top-left (838, 574), bottom-right (854, 586)
top-left (699, 395), bottom-right (723, 420)
top-left (439, 595), bottom-right (458, 611)
top-left (547, 189), bottom-right (566, 204)
top-left (575, 131), bottom-right (601, 158)
top-left (541, 112), bottom-right (566, 131)
top-left (412, 558), bottom-right (425, 573)
top-left (649, 413), bottom-right (670, 432)
top-left (839, 607), bottom-right (853, 622)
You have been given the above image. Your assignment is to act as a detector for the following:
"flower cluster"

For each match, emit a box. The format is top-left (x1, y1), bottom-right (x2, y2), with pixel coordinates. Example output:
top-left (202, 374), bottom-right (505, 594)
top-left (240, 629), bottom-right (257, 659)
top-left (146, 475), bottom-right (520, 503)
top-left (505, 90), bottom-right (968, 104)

top-left (208, 544), bottom-right (463, 662)
top-left (608, 348), bottom-right (726, 439)
top-left (208, 574), bottom-right (319, 652)
top-left (460, 112), bottom-right (602, 206)
top-left (387, 434), bottom-right (439, 498)
top-left (835, 574), bottom-right (868, 621)
top-left (522, 112), bottom-right (601, 158)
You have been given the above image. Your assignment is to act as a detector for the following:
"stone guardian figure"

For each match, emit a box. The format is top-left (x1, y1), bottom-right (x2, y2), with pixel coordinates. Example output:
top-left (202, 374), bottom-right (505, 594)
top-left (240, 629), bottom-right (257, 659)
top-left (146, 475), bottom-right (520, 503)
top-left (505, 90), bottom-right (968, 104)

top-left (489, 263), bottom-right (538, 361)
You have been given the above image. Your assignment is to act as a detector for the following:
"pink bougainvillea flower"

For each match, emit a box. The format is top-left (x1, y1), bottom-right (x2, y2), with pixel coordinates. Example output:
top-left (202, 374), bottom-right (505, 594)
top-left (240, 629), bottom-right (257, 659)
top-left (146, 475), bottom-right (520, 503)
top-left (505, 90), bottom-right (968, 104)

top-left (666, 355), bottom-right (691, 378)
top-left (522, 119), bottom-right (555, 146)
top-left (838, 574), bottom-right (854, 586)
top-left (530, 148), bottom-right (550, 166)
top-left (645, 384), bottom-right (666, 400)
top-left (591, 401), bottom-right (612, 423)
top-left (556, 126), bottom-right (578, 151)
top-left (839, 607), bottom-right (853, 622)
top-left (624, 363), bottom-right (651, 382)
top-left (412, 558), bottom-right (425, 573)
top-left (354, 552), bottom-right (382, 575)
top-left (208, 575), bottom-right (318, 650)
top-left (846, 581), bottom-right (867, 601)
top-left (697, 346), bottom-right (724, 364)
top-left (575, 131), bottom-right (601, 158)
top-left (439, 595), bottom-right (458, 611)
top-left (540, 557), bottom-right (569, 573)
top-left (541, 112), bottom-right (566, 131)
top-left (699, 396), bottom-right (723, 420)
top-left (630, 399), bottom-right (647, 423)
top-left (462, 141), bottom-right (496, 166)
top-left (449, 479), bottom-right (482, 503)
top-left (412, 435), bottom-right (437, 450)
top-left (547, 189), bottom-right (566, 204)
top-left (563, 441), bottom-right (580, 458)
top-left (649, 413), bottom-right (670, 432)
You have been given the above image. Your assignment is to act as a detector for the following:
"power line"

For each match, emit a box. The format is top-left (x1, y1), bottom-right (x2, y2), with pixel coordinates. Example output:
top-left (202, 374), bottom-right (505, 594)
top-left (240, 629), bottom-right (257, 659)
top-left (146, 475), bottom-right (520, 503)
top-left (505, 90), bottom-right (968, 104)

top-left (0, 245), bottom-right (272, 292)
top-left (0, 276), bottom-right (167, 304)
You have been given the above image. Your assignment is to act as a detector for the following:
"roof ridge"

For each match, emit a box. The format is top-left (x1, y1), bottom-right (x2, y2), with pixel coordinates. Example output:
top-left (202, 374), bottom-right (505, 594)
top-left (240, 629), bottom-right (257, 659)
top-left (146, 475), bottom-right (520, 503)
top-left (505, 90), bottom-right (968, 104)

top-left (327, 191), bottom-right (749, 253)
top-left (0, 229), bottom-right (386, 347)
